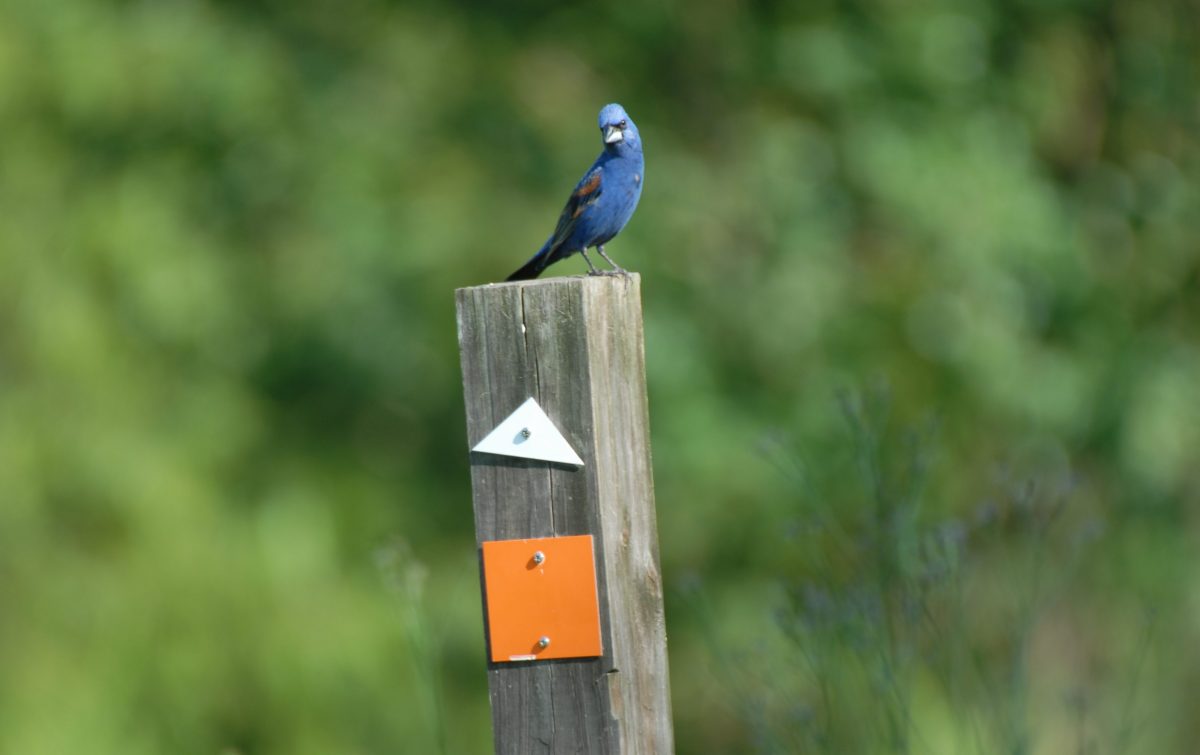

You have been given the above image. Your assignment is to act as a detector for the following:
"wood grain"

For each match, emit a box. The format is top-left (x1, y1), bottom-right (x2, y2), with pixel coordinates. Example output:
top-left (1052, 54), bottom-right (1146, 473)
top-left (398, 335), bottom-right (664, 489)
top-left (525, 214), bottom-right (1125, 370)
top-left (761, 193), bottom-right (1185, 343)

top-left (456, 274), bottom-right (674, 755)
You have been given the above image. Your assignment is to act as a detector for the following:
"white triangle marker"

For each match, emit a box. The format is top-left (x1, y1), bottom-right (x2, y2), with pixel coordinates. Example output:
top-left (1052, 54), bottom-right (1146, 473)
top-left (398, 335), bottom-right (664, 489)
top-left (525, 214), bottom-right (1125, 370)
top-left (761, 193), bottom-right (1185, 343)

top-left (472, 397), bottom-right (584, 467)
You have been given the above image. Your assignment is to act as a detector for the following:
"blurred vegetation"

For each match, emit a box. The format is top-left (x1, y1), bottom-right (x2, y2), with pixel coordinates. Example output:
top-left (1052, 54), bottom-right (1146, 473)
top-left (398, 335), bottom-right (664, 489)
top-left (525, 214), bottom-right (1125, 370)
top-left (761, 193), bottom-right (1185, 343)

top-left (0, 0), bottom-right (1196, 752)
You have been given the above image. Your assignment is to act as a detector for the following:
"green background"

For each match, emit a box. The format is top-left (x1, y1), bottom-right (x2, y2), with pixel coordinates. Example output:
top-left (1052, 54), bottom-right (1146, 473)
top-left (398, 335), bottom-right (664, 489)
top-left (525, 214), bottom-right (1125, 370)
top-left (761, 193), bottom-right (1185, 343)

top-left (1, 0), bottom-right (1196, 752)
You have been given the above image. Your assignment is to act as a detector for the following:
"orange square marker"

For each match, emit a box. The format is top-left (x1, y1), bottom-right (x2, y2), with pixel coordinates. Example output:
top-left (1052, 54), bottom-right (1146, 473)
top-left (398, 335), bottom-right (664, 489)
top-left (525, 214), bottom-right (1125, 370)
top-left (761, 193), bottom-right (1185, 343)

top-left (481, 535), bottom-right (603, 663)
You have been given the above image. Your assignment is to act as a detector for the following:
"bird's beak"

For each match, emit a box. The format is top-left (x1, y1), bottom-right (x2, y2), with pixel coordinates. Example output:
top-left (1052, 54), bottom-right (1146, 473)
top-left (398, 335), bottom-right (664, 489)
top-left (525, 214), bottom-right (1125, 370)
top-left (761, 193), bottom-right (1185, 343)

top-left (604, 125), bottom-right (624, 144)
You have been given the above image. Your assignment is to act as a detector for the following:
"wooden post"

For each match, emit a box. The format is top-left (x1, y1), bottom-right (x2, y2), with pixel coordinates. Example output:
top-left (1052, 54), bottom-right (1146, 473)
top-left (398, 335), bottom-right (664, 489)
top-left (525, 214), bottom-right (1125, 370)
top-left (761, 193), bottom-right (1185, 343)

top-left (455, 274), bottom-right (674, 755)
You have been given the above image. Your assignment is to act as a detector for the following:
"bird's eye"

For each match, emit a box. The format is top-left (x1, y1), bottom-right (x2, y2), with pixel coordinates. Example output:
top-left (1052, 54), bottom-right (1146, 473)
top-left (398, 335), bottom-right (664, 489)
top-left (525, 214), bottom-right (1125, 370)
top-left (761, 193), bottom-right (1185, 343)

top-left (618, 119), bottom-right (627, 129)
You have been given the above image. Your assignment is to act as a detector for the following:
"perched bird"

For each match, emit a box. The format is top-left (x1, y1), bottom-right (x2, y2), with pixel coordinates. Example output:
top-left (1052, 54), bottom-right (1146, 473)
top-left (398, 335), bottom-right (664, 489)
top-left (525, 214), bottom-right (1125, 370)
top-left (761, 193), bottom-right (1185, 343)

top-left (506, 103), bottom-right (644, 281)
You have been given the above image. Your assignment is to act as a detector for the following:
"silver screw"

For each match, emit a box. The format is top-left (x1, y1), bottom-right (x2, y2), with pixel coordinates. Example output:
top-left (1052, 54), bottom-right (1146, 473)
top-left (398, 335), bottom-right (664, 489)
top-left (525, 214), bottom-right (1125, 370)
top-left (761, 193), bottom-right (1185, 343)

top-left (532, 551), bottom-right (545, 565)
top-left (537, 636), bottom-right (551, 650)
top-left (520, 427), bottom-right (531, 439)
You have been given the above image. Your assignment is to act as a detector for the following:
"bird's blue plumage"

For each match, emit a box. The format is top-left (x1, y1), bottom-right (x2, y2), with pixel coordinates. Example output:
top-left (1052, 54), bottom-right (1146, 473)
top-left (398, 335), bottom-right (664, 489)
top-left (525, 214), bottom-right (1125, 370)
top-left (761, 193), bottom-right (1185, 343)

top-left (507, 103), bottom-right (644, 281)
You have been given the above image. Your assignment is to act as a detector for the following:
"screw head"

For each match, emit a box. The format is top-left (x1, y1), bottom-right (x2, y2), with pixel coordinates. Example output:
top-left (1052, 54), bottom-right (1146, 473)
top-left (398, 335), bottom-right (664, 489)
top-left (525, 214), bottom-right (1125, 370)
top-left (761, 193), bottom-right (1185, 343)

top-left (537, 636), bottom-right (551, 649)
top-left (532, 551), bottom-right (545, 565)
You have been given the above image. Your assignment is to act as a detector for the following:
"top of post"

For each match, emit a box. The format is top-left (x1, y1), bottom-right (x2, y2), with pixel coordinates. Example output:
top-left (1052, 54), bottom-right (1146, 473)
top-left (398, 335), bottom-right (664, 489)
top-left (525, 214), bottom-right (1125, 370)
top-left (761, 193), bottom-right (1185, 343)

top-left (456, 272), bottom-right (641, 296)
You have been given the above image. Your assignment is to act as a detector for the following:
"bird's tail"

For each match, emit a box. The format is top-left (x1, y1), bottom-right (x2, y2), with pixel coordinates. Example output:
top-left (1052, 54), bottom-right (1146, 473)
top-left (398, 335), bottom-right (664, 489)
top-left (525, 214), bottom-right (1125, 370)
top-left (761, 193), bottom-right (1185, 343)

top-left (505, 240), bottom-right (553, 282)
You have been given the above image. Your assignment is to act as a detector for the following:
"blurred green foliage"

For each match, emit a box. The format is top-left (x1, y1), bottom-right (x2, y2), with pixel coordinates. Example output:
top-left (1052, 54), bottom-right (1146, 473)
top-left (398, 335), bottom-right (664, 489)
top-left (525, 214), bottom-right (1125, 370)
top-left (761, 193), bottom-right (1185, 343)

top-left (0, 0), bottom-right (1196, 752)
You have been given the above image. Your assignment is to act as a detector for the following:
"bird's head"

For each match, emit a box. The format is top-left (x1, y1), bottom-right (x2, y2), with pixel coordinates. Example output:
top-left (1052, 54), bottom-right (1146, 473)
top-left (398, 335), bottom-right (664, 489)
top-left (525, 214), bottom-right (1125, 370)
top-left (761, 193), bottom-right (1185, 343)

top-left (598, 103), bottom-right (639, 150)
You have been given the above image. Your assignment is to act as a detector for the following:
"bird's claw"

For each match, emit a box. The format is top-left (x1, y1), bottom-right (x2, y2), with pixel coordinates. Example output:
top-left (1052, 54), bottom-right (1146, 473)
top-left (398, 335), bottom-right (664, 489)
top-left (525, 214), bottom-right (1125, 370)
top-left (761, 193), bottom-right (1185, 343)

top-left (596, 246), bottom-right (628, 275)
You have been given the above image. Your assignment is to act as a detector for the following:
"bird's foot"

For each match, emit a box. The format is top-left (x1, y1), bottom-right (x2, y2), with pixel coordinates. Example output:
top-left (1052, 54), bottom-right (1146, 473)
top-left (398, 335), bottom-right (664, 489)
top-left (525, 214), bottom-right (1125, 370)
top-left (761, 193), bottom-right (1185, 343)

top-left (579, 249), bottom-right (604, 276)
top-left (596, 246), bottom-right (629, 275)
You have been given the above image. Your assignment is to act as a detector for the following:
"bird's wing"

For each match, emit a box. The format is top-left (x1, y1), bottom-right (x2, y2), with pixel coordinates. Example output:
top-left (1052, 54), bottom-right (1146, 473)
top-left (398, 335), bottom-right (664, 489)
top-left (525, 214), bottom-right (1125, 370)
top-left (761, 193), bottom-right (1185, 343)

top-left (546, 165), bottom-right (604, 252)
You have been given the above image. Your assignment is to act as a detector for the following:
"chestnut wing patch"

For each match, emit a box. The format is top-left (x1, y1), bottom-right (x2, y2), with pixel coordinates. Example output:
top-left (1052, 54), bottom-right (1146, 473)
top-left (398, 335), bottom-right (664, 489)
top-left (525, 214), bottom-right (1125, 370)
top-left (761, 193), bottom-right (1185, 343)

top-left (546, 166), bottom-right (604, 252)
top-left (571, 171), bottom-right (603, 217)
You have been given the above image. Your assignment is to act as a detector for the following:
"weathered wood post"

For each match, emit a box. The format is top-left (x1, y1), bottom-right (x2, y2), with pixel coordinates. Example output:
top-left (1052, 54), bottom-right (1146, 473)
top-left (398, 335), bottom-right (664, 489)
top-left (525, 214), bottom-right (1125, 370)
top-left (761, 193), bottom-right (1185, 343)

top-left (455, 274), bottom-right (674, 754)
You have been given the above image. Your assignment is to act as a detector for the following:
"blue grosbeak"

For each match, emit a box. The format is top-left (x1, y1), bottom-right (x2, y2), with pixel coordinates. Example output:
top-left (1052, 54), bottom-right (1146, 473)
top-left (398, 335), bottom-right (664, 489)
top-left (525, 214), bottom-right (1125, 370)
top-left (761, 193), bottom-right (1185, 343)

top-left (506, 103), bottom-right (644, 281)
